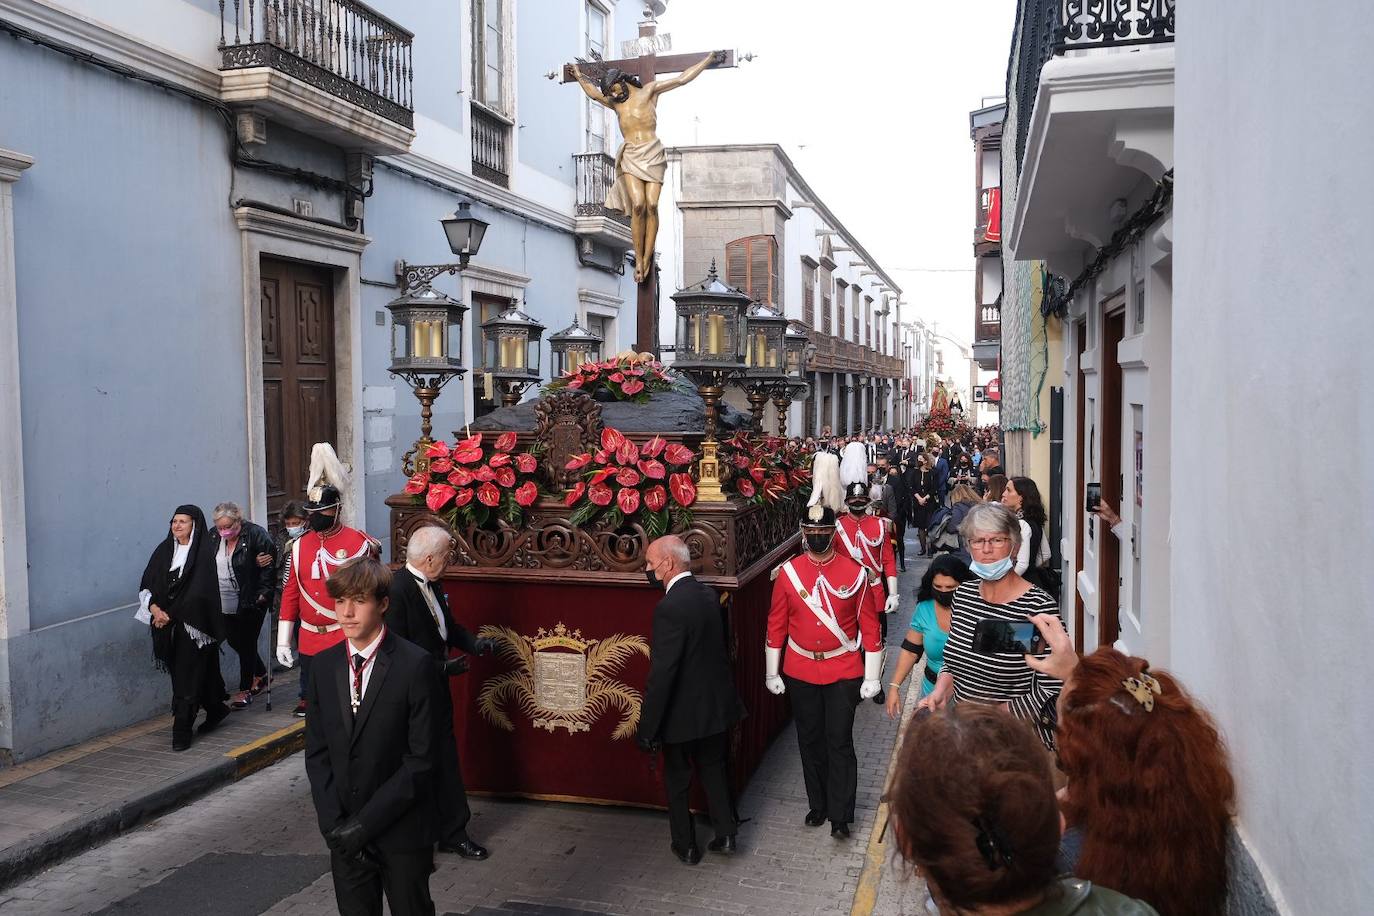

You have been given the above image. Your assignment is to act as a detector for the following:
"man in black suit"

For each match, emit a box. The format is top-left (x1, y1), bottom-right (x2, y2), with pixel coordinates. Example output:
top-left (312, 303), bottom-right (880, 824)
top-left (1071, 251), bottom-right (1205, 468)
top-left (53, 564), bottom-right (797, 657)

top-left (385, 525), bottom-right (495, 861)
top-left (304, 557), bottom-right (437, 916)
top-left (638, 535), bottom-right (746, 864)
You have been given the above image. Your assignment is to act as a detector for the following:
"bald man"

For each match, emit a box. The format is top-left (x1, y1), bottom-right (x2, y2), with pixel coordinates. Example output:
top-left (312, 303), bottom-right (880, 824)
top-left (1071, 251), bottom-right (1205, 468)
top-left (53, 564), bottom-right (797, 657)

top-left (638, 536), bottom-right (746, 864)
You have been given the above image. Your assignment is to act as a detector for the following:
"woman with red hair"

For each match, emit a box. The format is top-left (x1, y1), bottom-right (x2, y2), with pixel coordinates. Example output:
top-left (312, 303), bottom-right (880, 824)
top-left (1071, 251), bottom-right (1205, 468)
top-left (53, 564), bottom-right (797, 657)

top-left (1028, 617), bottom-right (1236, 916)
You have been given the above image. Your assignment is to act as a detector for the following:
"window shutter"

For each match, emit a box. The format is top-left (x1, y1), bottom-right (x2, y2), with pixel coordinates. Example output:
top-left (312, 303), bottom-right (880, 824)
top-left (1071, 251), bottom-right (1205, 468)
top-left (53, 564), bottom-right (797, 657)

top-left (725, 239), bottom-right (748, 290)
top-left (727, 236), bottom-right (778, 304)
top-left (802, 268), bottom-right (815, 327)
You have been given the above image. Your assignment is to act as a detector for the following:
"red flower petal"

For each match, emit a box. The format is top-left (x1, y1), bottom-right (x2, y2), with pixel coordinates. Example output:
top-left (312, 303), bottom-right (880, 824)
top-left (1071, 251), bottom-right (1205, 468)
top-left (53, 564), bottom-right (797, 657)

top-left (641, 436), bottom-right (666, 458)
top-left (664, 443), bottom-right (695, 466)
top-left (589, 482), bottom-right (614, 506)
top-left (430, 458), bottom-right (454, 474)
top-left (737, 477), bottom-right (756, 498)
top-left (488, 453), bottom-right (512, 468)
top-left (515, 453), bottom-right (537, 473)
top-left (609, 372), bottom-right (625, 383)
top-left (425, 441), bottom-right (451, 458)
top-left (473, 465), bottom-right (496, 482)
top-left (601, 427), bottom-right (625, 452)
top-left (458, 434), bottom-right (482, 450)
top-left (750, 467), bottom-right (765, 483)
top-left (733, 454), bottom-right (750, 469)
top-left (644, 485), bottom-right (667, 512)
top-left (447, 467), bottom-right (474, 486)
top-left (621, 379), bottom-right (645, 395)
top-left (616, 467), bottom-right (641, 487)
top-left (403, 473), bottom-right (427, 495)
top-left (565, 452), bottom-right (593, 470)
top-left (452, 487), bottom-right (474, 507)
top-left (514, 481), bottom-right (538, 507)
top-left (565, 481), bottom-right (587, 506)
top-left (617, 487), bottom-right (641, 515)
top-left (590, 467), bottom-right (616, 485)
top-left (616, 440), bottom-right (640, 465)
top-left (669, 472), bottom-right (697, 507)
top-left (496, 467), bottom-right (516, 488)
top-left (494, 432), bottom-right (518, 453)
top-left (568, 378), bottom-right (583, 389)
top-left (477, 482), bottom-right (500, 507)
top-left (453, 447), bottom-right (483, 464)
top-left (425, 483), bottom-right (456, 512)
top-left (637, 458), bottom-right (666, 480)
top-left (594, 449), bottom-right (610, 464)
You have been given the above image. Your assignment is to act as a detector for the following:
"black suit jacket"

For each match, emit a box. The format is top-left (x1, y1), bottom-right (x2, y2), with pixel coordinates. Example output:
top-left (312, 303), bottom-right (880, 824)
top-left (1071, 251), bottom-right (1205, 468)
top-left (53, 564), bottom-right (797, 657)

top-left (638, 576), bottom-right (746, 746)
top-left (385, 568), bottom-right (478, 664)
top-left (303, 631), bottom-right (438, 852)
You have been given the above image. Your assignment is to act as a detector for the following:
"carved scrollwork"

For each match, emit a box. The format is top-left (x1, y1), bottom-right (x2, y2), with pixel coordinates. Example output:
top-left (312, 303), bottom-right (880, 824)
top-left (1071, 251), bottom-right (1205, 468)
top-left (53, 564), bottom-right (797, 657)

top-left (534, 391), bottom-right (604, 491)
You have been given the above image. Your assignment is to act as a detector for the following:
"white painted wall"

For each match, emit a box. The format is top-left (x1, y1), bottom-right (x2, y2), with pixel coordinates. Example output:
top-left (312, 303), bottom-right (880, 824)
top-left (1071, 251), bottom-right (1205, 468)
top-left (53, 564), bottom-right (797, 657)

top-left (1173, 4), bottom-right (1374, 912)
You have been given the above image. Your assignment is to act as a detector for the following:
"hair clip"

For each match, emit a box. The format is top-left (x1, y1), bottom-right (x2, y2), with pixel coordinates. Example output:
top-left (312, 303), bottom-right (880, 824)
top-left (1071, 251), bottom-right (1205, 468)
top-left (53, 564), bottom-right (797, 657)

top-left (1121, 671), bottom-right (1162, 712)
top-left (973, 815), bottom-right (1014, 870)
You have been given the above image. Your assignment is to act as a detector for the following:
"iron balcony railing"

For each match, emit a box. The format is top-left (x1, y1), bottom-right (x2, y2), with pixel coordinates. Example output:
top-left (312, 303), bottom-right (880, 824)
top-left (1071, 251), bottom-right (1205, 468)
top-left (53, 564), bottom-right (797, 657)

top-left (574, 153), bottom-right (630, 226)
top-left (1014, 0), bottom-right (1175, 165)
top-left (219, 0), bottom-right (414, 129)
top-left (471, 104), bottom-right (510, 188)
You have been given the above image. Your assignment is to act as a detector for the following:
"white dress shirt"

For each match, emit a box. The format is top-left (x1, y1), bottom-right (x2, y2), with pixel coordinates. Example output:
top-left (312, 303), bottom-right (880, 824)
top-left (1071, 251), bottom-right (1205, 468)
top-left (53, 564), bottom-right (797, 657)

top-left (405, 562), bottom-right (448, 641)
top-left (665, 571), bottom-right (693, 593)
top-left (347, 628), bottom-right (386, 709)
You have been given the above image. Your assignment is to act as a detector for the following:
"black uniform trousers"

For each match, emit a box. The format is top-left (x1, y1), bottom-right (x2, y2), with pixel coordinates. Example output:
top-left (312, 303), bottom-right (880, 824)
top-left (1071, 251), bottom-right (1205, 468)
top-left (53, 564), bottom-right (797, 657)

top-left (785, 674), bottom-right (861, 825)
top-left (662, 731), bottom-right (736, 848)
top-left (330, 847), bottom-right (435, 916)
top-left (168, 625), bottom-right (226, 739)
top-left (434, 683), bottom-right (473, 845)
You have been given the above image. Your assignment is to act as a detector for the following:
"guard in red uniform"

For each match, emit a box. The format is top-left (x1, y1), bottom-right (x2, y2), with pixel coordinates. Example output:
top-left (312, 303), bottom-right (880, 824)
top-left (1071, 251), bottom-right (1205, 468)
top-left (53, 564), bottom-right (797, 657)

top-left (837, 482), bottom-right (901, 704)
top-left (276, 481), bottom-right (376, 718)
top-left (765, 504), bottom-right (883, 838)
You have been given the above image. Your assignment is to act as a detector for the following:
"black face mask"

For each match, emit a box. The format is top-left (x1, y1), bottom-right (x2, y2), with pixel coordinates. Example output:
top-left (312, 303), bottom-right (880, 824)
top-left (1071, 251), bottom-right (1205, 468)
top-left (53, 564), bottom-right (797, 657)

top-left (847, 503), bottom-right (867, 517)
top-left (645, 567), bottom-right (661, 589)
top-left (308, 512), bottom-right (336, 532)
top-left (933, 589), bottom-right (956, 608)
top-left (804, 532), bottom-right (834, 555)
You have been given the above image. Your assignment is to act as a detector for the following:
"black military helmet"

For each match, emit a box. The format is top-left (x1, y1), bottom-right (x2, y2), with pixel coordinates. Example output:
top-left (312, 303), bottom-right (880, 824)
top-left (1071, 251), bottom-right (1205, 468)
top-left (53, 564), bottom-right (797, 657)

top-left (304, 484), bottom-right (342, 513)
top-left (844, 482), bottom-right (870, 505)
top-left (800, 503), bottom-right (837, 530)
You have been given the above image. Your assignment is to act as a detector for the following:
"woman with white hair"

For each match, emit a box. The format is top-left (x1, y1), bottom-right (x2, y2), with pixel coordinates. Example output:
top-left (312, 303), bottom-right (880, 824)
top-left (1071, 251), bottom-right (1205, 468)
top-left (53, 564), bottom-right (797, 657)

top-left (209, 501), bottom-right (278, 709)
top-left (918, 502), bottom-right (1064, 750)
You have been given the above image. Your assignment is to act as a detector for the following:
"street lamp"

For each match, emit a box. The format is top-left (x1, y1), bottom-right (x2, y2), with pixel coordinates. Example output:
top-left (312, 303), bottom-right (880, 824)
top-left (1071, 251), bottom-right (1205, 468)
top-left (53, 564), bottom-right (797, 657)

top-left (671, 260), bottom-right (750, 501)
top-left (386, 285), bottom-right (468, 475)
top-left (481, 299), bottom-right (546, 407)
top-left (548, 314), bottom-right (604, 376)
top-left (396, 202), bottom-right (490, 291)
top-left (741, 300), bottom-right (789, 432)
top-left (770, 321), bottom-right (813, 437)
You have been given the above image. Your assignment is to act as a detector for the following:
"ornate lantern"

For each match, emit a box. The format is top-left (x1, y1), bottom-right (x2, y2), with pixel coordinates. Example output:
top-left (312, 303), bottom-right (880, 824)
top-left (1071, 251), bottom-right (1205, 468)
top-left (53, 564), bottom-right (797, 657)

top-left (396, 201), bottom-right (490, 291)
top-left (386, 286), bottom-right (468, 474)
top-left (548, 314), bottom-right (604, 377)
top-left (670, 260), bottom-right (751, 501)
top-left (741, 301), bottom-right (789, 432)
top-left (481, 299), bottom-right (546, 407)
top-left (771, 321), bottom-right (814, 437)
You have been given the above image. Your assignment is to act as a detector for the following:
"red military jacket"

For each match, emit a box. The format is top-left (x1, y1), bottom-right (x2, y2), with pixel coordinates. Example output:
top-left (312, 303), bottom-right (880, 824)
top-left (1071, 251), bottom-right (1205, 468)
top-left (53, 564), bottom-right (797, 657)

top-left (835, 513), bottom-right (897, 580)
top-left (767, 551), bottom-right (882, 685)
top-left (279, 526), bottom-right (373, 656)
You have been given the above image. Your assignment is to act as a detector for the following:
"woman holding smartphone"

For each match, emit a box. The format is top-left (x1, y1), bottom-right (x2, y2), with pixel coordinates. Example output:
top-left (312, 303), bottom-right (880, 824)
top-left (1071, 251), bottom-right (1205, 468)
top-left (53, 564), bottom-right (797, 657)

top-left (918, 503), bottom-right (1063, 750)
top-left (885, 555), bottom-right (974, 718)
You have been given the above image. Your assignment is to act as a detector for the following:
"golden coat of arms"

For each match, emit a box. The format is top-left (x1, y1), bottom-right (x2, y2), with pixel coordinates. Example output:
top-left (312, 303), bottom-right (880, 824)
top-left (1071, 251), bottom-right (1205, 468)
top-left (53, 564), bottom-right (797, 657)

top-left (476, 623), bottom-right (650, 738)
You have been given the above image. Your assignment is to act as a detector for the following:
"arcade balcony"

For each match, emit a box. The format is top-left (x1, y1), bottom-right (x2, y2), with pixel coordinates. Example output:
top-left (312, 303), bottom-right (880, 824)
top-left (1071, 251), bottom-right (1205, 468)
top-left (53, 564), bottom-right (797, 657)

top-left (218, 0), bottom-right (414, 155)
top-left (573, 152), bottom-right (633, 252)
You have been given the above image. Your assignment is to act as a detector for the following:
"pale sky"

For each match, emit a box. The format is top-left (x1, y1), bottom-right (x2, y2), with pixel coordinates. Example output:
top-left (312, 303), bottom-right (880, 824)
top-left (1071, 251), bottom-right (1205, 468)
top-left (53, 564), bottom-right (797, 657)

top-left (653, 0), bottom-right (1017, 352)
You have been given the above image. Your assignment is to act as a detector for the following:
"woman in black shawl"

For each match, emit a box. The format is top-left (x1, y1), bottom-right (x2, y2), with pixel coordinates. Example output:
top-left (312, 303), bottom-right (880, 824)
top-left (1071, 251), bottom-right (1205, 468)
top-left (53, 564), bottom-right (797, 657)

top-left (139, 505), bottom-right (229, 750)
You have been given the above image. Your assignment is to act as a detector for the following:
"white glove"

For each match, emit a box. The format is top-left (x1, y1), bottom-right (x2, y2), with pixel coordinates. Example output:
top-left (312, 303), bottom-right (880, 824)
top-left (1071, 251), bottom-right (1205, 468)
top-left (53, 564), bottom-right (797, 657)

top-left (885, 577), bottom-right (901, 614)
top-left (764, 645), bottom-right (785, 696)
top-left (859, 649), bottom-right (883, 699)
top-left (275, 619), bottom-right (295, 668)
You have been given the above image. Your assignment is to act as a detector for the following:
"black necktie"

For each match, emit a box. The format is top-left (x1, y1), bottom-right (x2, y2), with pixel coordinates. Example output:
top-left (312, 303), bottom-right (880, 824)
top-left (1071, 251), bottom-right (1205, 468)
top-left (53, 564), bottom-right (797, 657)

top-left (350, 654), bottom-right (368, 712)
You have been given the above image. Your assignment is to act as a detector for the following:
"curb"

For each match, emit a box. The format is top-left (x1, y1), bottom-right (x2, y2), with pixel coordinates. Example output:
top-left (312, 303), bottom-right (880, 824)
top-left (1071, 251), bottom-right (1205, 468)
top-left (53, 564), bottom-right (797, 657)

top-left (0, 721), bottom-right (304, 890)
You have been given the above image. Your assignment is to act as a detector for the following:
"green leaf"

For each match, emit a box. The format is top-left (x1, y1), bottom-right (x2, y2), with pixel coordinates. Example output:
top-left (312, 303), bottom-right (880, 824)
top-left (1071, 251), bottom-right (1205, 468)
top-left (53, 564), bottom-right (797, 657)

top-left (569, 501), bottom-right (601, 528)
top-left (608, 507), bottom-right (624, 529)
top-left (645, 508), bottom-right (668, 540)
top-left (670, 506), bottom-right (694, 532)
top-left (474, 505), bottom-right (490, 527)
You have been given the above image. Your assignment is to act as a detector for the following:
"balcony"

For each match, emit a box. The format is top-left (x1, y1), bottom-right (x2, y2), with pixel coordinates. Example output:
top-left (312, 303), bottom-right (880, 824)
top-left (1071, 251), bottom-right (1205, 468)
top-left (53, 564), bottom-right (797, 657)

top-left (806, 334), bottom-right (904, 378)
top-left (1009, 0), bottom-right (1175, 275)
top-left (973, 300), bottom-right (1001, 371)
top-left (573, 152), bottom-right (633, 252)
top-left (471, 104), bottom-right (511, 188)
top-left (218, 0), bottom-right (415, 155)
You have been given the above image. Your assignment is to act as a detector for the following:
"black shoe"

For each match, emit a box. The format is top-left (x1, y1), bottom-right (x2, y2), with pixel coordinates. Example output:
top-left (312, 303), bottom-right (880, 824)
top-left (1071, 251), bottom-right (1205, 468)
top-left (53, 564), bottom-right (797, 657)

top-left (171, 734), bottom-right (192, 752)
top-left (831, 822), bottom-right (850, 839)
top-left (293, 699), bottom-right (307, 718)
top-left (198, 704), bottom-right (230, 735)
top-left (804, 810), bottom-right (827, 828)
top-left (438, 840), bottom-right (489, 860)
top-left (671, 843), bottom-right (702, 865)
top-left (707, 835), bottom-right (737, 855)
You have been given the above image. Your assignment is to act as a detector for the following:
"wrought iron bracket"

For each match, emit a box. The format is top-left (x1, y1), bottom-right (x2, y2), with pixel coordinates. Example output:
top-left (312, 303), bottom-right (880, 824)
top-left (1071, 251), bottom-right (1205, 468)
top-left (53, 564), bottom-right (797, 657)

top-left (395, 259), bottom-right (470, 292)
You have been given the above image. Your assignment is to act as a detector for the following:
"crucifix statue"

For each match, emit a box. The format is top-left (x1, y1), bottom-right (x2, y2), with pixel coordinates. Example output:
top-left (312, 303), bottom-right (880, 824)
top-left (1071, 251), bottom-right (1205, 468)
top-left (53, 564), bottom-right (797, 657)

top-left (561, 12), bottom-right (736, 352)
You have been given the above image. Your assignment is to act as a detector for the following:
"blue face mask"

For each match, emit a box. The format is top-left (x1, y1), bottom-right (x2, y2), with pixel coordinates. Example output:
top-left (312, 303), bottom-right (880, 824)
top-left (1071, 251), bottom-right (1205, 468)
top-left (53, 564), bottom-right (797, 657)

top-left (286, 525), bottom-right (307, 539)
top-left (970, 556), bottom-right (1014, 581)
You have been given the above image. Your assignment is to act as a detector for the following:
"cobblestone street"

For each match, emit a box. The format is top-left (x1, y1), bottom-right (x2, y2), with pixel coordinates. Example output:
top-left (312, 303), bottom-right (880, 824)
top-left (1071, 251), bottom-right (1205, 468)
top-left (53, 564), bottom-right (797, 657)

top-left (0, 556), bottom-right (932, 916)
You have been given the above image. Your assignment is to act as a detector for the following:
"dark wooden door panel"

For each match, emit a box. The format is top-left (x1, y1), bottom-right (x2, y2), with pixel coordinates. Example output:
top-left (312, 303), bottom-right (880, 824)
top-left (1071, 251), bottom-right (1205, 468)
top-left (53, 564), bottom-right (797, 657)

top-left (263, 378), bottom-right (286, 504)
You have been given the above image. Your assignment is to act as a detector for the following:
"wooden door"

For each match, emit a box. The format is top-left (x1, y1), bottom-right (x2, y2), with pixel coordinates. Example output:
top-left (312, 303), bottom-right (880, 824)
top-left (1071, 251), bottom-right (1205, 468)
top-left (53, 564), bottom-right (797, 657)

top-left (261, 257), bottom-right (337, 526)
top-left (1098, 310), bottom-right (1125, 648)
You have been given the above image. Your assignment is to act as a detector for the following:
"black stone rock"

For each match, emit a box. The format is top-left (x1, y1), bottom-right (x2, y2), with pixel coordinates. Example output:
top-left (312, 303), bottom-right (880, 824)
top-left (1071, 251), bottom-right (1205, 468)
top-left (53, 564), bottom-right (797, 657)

top-left (469, 387), bottom-right (752, 435)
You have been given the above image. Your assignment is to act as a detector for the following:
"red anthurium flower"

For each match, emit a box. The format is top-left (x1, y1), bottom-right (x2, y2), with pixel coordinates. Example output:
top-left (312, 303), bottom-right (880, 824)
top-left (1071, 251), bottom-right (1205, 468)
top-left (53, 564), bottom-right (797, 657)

top-left (495, 467), bottom-right (516, 488)
top-left (616, 440), bottom-right (640, 465)
top-left (448, 467), bottom-right (474, 486)
top-left (458, 434), bottom-right (482, 450)
top-left (425, 483), bottom-right (456, 512)
top-left (609, 372), bottom-right (625, 383)
top-left (733, 454), bottom-right (750, 469)
top-left (736, 477), bottom-right (756, 498)
top-left (430, 458), bottom-right (454, 474)
top-left (628, 368), bottom-right (644, 376)
top-left (616, 467), bottom-right (641, 487)
top-left (637, 458), bottom-right (666, 480)
top-left (669, 472), bottom-right (697, 507)
top-left (565, 452), bottom-right (593, 470)
top-left (589, 467), bottom-right (617, 485)
top-left (425, 440), bottom-right (451, 458)
top-left (750, 467), bottom-right (765, 483)
top-left (494, 431), bottom-right (518, 453)
top-left (452, 487), bottom-right (474, 507)
top-left (641, 435), bottom-right (666, 458)
top-left (664, 443), bottom-right (695, 466)
top-left (403, 473), bottom-right (428, 495)
top-left (488, 453), bottom-right (512, 468)
top-left (770, 472), bottom-right (788, 490)
top-left (473, 465), bottom-right (497, 482)
top-left (644, 485), bottom-right (667, 512)
top-left (601, 427), bottom-right (625, 452)
top-left (565, 481), bottom-right (586, 506)
top-left (453, 447), bottom-right (483, 464)
top-left (617, 486), bottom-right (641, 515)
top-left (568, 378), bottom-right (583, 389)
top-left (588, 482), bottom-right (613, 506)
top-left (621, 379), bottom-right (645, 395)
top-left (477, 482), bottom-right (500, 507)
top-left (514, 481), bottom-right (538, 507)
top-left (515, 453), bottom-right (537, 473)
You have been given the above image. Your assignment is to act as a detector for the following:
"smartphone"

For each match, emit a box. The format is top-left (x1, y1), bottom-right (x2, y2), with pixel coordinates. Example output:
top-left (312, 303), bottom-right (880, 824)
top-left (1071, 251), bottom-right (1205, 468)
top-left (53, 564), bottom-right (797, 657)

top-left (1085, 481), bottom-right (1101, 512)
top-left (971, 618), bottom-right (1045, 655)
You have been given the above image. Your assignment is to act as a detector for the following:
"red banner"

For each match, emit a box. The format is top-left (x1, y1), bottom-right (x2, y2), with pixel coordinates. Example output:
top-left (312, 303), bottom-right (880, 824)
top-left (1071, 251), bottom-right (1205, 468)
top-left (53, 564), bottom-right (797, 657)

top-left (983, 188), bottom-right (1001, 243)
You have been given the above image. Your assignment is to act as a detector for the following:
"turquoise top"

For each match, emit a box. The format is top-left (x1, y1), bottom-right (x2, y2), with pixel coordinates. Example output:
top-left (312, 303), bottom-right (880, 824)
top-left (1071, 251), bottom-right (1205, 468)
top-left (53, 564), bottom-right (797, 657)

top-left (909, 599), bottom-right (951, 696)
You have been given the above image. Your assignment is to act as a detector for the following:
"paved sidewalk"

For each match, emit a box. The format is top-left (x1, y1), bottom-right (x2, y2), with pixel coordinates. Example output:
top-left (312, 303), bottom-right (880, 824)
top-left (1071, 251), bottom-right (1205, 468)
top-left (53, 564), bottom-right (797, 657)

top-left (0, 667), bottom-right (305, 887)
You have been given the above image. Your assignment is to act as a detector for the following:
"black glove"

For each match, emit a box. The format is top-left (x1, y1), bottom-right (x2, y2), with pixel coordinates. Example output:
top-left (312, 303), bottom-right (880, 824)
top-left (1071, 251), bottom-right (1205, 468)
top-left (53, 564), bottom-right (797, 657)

top-left (325, 818), bottom-right (369, 858)
top-left (473, 636), bottom-right (498, 656)
top-left (442, 656), bottom-right (470, 676)
top-left (636, 734), bottom-right (660, 754)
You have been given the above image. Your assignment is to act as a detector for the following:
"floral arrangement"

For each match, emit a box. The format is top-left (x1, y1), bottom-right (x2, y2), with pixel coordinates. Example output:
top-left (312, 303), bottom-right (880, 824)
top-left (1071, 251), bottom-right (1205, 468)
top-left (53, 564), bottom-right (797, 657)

top-left (719, 433), bottom-right (814, 505)
top-left (564, 427), bottom-right (697, 538)
top-left (403, 432), bottom-right (543, 528)
top-left (543, 351), bottom-right (675, 403)
top-left (915, 406), bottom-right (972, 442)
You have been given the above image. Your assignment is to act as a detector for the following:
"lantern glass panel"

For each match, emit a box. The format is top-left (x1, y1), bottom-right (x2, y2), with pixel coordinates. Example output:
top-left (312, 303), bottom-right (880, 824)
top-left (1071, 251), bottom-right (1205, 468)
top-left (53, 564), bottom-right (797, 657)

top-left (485, 336), bottom-right (498, 370)
top-left (412, 319), bottom-right (441, 359)
top-left (499, 336), bottom-right (522, 370)
top-left (527, 339), bottom-right (540, 374)
top-left (706, 313), bottom-right (725, 355)
top-left (447, 315), bottom-right (464, 361)
top-left (392, 320), bottom-right (409, 362)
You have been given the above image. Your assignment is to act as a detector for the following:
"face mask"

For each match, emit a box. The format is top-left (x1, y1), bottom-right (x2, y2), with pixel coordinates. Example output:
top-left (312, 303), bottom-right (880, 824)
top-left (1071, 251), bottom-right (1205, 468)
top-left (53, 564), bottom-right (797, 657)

top-left (645, 566), bottom-right (661, 589)
top-left (216, 523), bottom-right (241, 540)
top-left (847, 503), bottom-right (867, 516)
top-left (933, 589), bottom-right (956, 607)
top-left (308, 513), bottom-right (336, 533)
top-left (804, 532), bottom-right (834, 555)
top-left (286, 525), bottom-right (306, 538)
top-left (970, 556), bottom-right (1014, 581)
